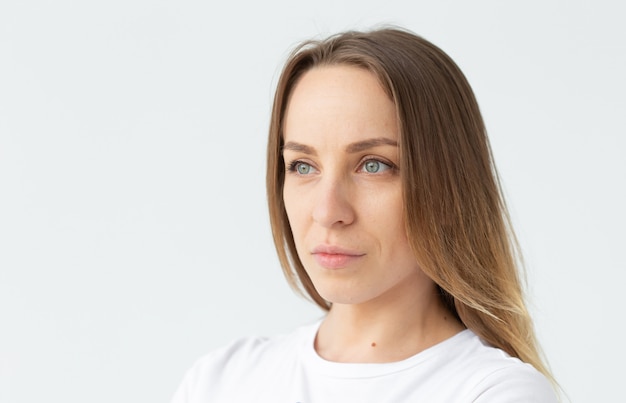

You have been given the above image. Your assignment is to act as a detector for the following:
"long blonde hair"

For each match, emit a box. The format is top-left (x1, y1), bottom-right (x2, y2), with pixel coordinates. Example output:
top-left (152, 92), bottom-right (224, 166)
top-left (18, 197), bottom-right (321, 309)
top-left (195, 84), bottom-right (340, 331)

top-left (267, 28), bottom-right (552, 381)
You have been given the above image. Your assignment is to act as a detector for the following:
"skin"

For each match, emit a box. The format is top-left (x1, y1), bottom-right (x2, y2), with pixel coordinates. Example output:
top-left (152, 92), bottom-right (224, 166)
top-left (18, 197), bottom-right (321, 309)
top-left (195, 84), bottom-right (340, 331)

top-left (282, 65), bottom-right (463, 363)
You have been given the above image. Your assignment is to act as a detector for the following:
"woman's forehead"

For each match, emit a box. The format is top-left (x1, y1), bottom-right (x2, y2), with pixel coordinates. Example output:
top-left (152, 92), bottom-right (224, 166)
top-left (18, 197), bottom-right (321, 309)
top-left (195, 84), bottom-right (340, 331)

top-left (283, 65), bottom-right (398, 146)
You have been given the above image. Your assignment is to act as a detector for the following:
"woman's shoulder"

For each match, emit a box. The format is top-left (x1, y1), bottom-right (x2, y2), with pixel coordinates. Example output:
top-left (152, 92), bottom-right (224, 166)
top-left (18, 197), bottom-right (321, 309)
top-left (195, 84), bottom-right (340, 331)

top-left (203, 323), bottom-right (310, 363)
top-left (170, 321), bottom-right (319, 403)
top-left (196, 320), bottom-right (316, 370)
top-left (441, 330), bottom-right (557, 402)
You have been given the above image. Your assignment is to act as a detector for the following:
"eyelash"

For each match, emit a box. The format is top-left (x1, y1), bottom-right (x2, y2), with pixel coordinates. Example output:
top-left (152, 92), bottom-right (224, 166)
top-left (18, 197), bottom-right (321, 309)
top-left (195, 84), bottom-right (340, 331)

top-left (286, 160), bottom-right (306, 172)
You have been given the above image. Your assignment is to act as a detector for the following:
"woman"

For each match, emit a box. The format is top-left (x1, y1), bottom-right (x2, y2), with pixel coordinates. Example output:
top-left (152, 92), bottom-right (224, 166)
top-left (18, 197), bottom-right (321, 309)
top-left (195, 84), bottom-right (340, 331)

top-left (172, 27), bottom-right (558, 402)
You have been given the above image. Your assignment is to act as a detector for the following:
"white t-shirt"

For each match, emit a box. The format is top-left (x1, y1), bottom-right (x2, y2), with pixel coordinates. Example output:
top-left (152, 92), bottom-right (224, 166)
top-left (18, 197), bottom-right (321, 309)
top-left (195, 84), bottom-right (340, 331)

top-left (171, 321), bottom-right (557, 403)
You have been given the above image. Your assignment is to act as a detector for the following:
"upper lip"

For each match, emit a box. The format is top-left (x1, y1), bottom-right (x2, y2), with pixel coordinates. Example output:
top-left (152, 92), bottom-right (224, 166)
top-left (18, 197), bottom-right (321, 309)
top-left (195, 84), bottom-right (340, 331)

top-left (311, 244), bottom-right (364, 256)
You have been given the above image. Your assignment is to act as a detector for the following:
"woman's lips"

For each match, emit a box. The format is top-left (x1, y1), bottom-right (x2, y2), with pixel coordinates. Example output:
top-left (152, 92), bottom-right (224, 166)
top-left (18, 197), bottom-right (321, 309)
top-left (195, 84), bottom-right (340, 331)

top-left (311, 245), bottom-right (364, 269)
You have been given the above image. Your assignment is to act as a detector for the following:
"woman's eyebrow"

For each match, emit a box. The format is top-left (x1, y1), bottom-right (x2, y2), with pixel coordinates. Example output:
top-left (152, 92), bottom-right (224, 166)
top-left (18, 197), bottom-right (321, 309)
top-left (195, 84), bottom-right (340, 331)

top-left (283, 141), bottom-right (317, 156)
top-left (282, 137), bottom-right (397, 155)
top-left (346, 138), bottom-right (398, 153)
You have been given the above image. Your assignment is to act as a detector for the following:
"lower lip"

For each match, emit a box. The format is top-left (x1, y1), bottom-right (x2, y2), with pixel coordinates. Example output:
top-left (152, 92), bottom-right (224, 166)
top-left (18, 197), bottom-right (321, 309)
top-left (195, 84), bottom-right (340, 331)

top-left (312, 253), bottom-right (363, 269)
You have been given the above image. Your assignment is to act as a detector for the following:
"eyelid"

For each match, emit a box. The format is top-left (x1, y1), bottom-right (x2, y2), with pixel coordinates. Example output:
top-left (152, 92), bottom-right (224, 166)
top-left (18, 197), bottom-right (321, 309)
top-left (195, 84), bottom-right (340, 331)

top-left (358, 156), bottom-right (397, 172)
top-left (286, 159), bottom-right (319, 175)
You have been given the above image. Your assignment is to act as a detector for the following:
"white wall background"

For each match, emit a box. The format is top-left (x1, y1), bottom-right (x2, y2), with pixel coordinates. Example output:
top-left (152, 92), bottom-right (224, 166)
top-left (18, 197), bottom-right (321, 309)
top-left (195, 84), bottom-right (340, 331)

top-left (1, 1), bottom-right (624, 402)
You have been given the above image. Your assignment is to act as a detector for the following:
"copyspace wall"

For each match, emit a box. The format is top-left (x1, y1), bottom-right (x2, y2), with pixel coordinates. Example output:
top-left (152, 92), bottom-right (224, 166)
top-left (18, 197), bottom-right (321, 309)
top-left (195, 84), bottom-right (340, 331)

top-left (1, 1), bottom-right (624, 402)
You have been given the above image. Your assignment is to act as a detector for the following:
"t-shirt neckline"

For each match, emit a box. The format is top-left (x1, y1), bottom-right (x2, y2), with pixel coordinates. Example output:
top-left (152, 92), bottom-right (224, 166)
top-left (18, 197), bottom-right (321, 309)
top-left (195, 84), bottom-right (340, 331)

top-left (300, 320), bottom-right (474, 379)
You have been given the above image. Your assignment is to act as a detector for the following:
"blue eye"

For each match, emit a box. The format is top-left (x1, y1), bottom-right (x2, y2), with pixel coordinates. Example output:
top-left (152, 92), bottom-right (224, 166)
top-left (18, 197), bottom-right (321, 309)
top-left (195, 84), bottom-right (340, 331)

top-left (362, 159), bottom-right (391, 173)
top-left (297, 163), bottom-right (313, 175)
top-left (288, 161), bottom-right (316, 175)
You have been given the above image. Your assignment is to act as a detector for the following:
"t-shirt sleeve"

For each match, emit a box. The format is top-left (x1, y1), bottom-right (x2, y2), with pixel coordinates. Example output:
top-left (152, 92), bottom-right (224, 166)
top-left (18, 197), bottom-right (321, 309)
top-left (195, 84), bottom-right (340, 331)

top-left (471, 364), bottom-right (558, 403)
top-left (169, 336), bottom-right (269, 403)
top-left (169, 356), bottom-right (211, 403)
top-left (169, 367), bottom-right (191, 403)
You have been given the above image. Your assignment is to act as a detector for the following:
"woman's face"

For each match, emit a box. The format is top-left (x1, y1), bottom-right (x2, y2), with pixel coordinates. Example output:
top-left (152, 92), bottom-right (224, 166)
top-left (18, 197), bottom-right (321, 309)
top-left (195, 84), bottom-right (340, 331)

top-left (282, 65), bottom-right (434, 306)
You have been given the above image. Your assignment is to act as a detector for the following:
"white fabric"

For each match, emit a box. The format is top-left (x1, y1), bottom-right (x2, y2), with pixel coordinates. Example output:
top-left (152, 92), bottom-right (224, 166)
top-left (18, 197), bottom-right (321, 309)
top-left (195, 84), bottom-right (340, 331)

top-left (171, 321), bottom-right (557, 403)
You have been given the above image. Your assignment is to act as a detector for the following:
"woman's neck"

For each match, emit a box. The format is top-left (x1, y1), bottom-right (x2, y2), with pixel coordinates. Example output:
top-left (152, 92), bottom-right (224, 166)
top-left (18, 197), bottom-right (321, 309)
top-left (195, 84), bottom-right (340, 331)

top-left (314, 278), bottom-right (464, 363)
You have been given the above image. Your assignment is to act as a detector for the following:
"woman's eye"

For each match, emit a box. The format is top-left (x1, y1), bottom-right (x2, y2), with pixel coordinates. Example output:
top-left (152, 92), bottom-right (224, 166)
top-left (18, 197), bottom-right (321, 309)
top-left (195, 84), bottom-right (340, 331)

top-left (288, 161), bottom-right (316, 175)
top-left (361, 159), bottom-right (391, 173)
top-left (297, 163), bottom-right (312, 174)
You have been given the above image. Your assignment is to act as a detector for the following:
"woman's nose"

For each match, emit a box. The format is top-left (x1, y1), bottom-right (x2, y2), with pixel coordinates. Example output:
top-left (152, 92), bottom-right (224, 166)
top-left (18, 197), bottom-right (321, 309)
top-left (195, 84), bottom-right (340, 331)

top-left (311, 178), bottom-right (355, 228)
